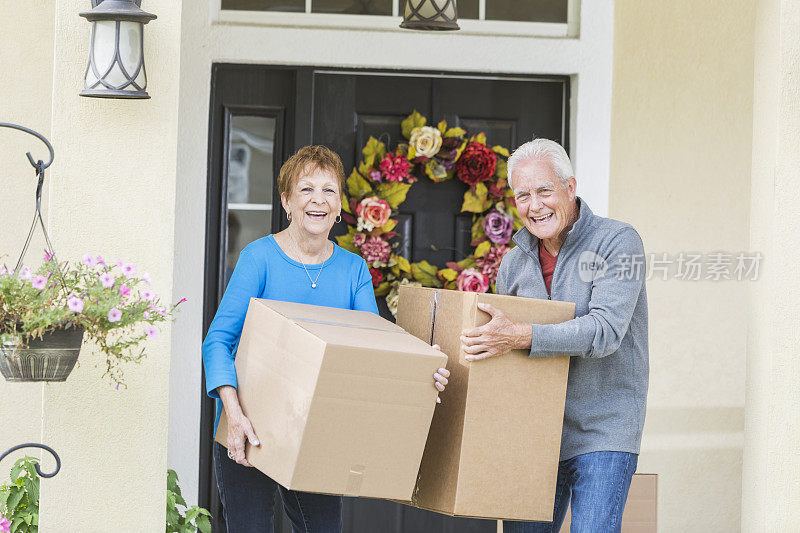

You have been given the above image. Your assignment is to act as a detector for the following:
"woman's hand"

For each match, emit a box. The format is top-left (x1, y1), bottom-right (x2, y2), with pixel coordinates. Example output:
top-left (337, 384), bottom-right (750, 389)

top-left (431, 344), bottom-right (450, 404)
top-left (218, 385), bottom-right (260, 467)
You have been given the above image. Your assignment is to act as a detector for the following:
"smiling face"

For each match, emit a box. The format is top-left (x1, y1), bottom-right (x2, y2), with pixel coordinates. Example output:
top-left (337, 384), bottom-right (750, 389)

top-left (512, 158), bottom-right (577, 245)
top-left (281, 165), bottom-right (342, 237)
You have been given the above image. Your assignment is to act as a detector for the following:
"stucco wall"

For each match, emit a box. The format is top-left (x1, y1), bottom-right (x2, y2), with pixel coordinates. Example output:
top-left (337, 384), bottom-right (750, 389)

top-left (742, 0), bottom-right (800, 529)
top-left (0, 0), bottom-right (55, 473)
top-left (610, 1), bottom-right (755, 530)
top-left (33, 0), bottom-right (183, 530)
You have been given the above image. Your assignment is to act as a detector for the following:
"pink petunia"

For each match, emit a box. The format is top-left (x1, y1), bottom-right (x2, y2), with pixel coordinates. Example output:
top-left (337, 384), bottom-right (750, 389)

top-left (96, 255), bottom-right (106, 267)
top-left (0, 515), bottom-right (10, 533)
top-left (115, 258), bottom-right (124, 268)
top-left (177, 297), bottom-right (188, 305)
top-left (31, 275), bottom-right (48, 290)
top-left (82, 253), bottom-right (97, 268)
top-left (122, 263), bottom-right (137, 278)
top-left (108, 307), bottom-right (122, 322)
top-left (119, 284), bottom-right (131, 297)
top-left (99, 272), bottom-right (115, 288)
top-left (19, 266), bottom-right (32, 281)
top-left (67, 296), bottom-right (85, 313)
top-left (141, 271), bottom-right (151, 285)
top-left (43, 250), bottom-right (54, 262)
top-left (143, 311), bottom-right (151, 319)
top-left (144, 325), bottom-right (159, 339)
top-left (140, 289), bottom-right (156, 301)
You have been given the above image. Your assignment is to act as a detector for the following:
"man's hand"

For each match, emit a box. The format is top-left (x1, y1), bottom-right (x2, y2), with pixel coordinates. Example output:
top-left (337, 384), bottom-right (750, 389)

top-left (460, 303), bottom-right (532, 361)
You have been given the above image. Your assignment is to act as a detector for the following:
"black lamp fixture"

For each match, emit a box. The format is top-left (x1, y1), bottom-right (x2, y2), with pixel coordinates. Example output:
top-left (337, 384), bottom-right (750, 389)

top-left (79, 0), bottom-right (157, 99)
top-left (400, 0), bottom-right (459, 31)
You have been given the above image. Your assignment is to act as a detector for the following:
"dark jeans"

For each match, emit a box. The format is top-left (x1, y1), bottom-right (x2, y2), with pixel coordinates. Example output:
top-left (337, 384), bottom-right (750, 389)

top-left (213, 442), bottom-right (343, 532)
top-left (504, 451), bottom-right (638, 533)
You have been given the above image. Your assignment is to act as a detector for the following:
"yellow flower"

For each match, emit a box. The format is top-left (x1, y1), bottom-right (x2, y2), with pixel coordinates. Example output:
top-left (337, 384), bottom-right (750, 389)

top-left (410, 126), bottom-right (443, 158)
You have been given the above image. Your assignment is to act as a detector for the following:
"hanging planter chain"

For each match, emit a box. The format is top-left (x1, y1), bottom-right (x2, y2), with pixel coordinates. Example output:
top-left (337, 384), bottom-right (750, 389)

top-left (0, 122), bottom-right (62, 275)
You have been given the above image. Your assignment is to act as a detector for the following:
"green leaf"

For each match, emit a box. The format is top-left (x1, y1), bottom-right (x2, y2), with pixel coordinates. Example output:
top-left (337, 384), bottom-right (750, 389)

top-left (374, 282), bottom-right (391, 297)
top-left (471, 216), bottom-right (486, 242)
top-left (362, 136), bottom-right (386, 168)
top-left (457, 256), bottom-right (478, 270)
top-left (438, 268), bottom-right (459, 282)
top-left (470, 132), bottom-right (487, 145)
top-left (395, 255), bottom-right (411, 273)
top-left (491, 145), bottom-right (510, 157)
top-left (444, 127), bottom-right (466, 138)
top-left (401, 110), bottom-right (427, 140)
top-left (376, 182), bottom-right (411, 209)
top-left (347, 169), bottom-right (373, 199)
top-left (335, 227), bottom-right (358, 253)
top-left (495, 158), bottom-right (508, 180)
top-left (461, 183), bottom-right (492, 213)
top-left (474, 241), bottom-right (492, 258)
top-left (424, 159), bottom-right (449, 183)
top-left (10, 464), bottom-right (22, 483)
top-left (196, 515), bottom-right (212, 533)
top-left (411, 260), bottom-right (443, 287)
top-left (167, 469), bottom-right (179, 492)
top-left (10, 516), bottom-right (24, 533)
top-left (185, 507), bottom-right (200, 522)
top-left (23, 476), bottom-right (38, 507)
top-left (7, 486), bottom-right (24, 513)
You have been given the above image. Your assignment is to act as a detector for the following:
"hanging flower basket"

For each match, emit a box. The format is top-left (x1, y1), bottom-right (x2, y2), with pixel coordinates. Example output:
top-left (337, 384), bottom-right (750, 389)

top-left (0, 326), bottom-right (84, 382)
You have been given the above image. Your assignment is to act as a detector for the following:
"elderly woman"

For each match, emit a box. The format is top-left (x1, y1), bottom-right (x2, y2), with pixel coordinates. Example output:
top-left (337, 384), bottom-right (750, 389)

top-left (203, 145), bottom-right (450, 533)
top-left (460, 139), bottom-right (648, 533)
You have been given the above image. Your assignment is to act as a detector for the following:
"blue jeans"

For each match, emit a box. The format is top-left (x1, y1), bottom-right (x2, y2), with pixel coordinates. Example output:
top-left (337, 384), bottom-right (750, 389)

top-left (213, 442), bottom-right (342, 532)
top-left (504, 451), bottom-right (638, 533)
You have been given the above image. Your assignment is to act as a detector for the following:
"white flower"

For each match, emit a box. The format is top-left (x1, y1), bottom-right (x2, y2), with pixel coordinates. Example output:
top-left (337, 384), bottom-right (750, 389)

top-left (410, 126), bottom-right (443, 158)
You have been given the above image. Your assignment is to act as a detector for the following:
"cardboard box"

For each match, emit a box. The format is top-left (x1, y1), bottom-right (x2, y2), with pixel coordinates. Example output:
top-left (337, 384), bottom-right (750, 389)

top-left (216, 298), bottom-right (447, 500)
top-left (396, 286), bottom-right (575, 521)
top-left (558, 474), bottom-right (657, 532)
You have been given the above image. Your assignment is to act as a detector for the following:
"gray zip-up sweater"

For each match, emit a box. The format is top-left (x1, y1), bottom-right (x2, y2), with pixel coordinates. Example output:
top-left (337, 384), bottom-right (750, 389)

top-left (496, 198), bottom-right (649, 461)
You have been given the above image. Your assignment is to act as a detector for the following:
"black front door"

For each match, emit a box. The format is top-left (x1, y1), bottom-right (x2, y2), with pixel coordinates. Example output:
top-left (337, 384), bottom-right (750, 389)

top-left (202, 64), bottom-right (569, 532)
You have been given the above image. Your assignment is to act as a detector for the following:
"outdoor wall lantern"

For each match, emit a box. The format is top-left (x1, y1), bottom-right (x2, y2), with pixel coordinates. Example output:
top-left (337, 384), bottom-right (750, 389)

top-left (400, 0), bottom-right (459, 31)
top-left (79, 0), bottom-right (156, 99)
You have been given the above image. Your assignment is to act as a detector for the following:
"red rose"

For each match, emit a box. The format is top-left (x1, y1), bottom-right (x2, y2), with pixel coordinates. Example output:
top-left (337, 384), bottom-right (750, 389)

top-left (369, 268), bottom-right (385, 287)
top-left (456, 142), bottom-right (497, 186)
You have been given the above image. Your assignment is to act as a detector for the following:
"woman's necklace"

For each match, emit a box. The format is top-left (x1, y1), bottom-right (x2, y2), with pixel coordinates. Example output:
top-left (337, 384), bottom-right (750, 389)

top-left (288, 232), bottom-right (327, 289)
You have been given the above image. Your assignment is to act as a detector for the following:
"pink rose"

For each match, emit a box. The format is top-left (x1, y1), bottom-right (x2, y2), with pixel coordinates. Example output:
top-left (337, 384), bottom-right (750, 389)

top-left (356, 197), bottom-right (392, 231)
top-left (456, 268), bottom-right (490, 293)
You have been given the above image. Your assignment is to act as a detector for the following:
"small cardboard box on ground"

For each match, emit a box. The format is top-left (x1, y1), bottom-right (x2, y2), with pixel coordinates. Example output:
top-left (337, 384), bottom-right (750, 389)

top-left (558, 474), bottom-right (657, 532)
top-left (216, 298), bottom-right (447, 500)
top-left (396, 286), bottom-right (574, 522)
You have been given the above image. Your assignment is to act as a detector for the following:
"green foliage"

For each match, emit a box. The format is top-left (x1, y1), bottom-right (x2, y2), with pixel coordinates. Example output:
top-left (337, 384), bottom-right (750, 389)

top-left (461, 183), bottom-right (493, 213)
top-left (346, 169), bottom-right (373, 199)
top-left (401, 110), bottom-right (426, 139)
top-left (166, 470), bottom-right (211, 533)
top-left (0, 255), bottom-right (183, 387)
top-left (375, 183), bottom-right (411, 209)
top-left (0, 456), bottom-right (40, 533)
top-left (410, 260), bottom-right (443, 287)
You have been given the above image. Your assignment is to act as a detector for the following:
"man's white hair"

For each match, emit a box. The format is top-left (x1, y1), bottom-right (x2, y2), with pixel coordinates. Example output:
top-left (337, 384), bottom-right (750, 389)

top-left (507, 138), bottom-right (574, 189)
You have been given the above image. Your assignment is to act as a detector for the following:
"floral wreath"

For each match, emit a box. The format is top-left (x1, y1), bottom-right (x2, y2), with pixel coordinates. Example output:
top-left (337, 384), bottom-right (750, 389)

top-left (336, 111), bottom-right (523, 315)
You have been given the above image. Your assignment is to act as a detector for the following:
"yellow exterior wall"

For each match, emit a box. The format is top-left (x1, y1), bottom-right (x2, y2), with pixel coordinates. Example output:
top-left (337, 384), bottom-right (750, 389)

top-left (28, 0), bottom-right (183, 530)
top-left (610, 1), bottom-right (755, 531)
top-left (0, 1), bottom-right (55, 468)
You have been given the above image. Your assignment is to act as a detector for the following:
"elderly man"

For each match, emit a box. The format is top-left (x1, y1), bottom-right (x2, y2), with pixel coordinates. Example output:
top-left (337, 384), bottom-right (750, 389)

top-left (461, 138), bottom-right (648, 533)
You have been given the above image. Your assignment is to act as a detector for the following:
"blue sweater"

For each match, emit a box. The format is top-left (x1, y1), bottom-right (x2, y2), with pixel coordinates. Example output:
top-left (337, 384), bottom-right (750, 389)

top-left (202, 234), bottom-right (379, 435)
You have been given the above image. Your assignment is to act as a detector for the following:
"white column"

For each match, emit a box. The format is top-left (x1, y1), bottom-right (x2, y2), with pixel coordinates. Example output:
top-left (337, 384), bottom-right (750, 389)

top-left (742, 0), bottom-right (800, 530)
